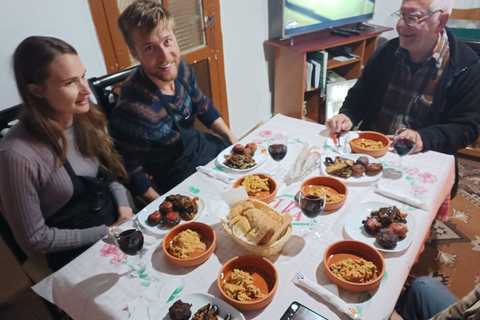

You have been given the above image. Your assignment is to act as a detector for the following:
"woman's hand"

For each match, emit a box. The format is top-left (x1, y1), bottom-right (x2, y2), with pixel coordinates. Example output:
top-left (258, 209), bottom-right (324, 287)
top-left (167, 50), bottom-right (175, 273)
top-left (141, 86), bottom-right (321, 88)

top-left (117, 206), bottom-right (135, 222)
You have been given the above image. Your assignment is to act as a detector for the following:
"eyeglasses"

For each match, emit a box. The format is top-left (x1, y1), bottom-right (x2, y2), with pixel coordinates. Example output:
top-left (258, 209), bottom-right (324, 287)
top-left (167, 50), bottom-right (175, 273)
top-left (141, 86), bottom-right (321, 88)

top-left (391, 9), bottom-right (442, 26)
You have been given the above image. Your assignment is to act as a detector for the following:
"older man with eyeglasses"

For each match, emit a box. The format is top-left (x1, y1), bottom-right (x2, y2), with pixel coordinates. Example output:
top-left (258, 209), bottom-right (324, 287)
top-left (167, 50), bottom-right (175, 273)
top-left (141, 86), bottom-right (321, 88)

top-left (325, 0), bottom-right (480, 200)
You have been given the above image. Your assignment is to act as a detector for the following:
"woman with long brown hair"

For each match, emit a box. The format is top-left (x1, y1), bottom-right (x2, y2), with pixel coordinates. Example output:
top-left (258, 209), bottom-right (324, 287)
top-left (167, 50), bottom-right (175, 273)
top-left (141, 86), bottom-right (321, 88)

top-left (0, 36), bottom-right (134, 271)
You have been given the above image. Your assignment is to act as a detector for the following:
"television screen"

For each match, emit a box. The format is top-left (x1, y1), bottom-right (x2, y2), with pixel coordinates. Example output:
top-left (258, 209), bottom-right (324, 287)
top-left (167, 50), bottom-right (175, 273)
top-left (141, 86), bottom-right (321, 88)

top-left (269, 0), bottom-right (376, 39)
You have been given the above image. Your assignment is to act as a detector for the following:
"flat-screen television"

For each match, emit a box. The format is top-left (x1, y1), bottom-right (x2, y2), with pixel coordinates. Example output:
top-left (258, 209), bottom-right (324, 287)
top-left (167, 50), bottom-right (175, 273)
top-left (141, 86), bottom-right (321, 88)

top-left (268, 0), bottom-right (376, 39)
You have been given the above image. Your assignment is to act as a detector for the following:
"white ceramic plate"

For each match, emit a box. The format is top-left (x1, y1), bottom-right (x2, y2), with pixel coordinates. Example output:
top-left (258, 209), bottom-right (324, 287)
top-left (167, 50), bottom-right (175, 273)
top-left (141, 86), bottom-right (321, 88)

top-left (321, 153), bottom-right (382, 185)
top-left (137, 191), bottom-right (205, 235)
top-left (216, 144), bottom-right (268, 172)
top-left (155, 292), bottom-right (245, 320)
top-left (344, 201), bottom-right (416, 253)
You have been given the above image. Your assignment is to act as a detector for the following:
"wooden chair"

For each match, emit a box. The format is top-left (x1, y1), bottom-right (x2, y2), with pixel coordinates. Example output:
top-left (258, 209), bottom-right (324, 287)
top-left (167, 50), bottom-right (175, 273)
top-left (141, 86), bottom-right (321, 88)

top-left (88, 66), bottom-right (138, 123)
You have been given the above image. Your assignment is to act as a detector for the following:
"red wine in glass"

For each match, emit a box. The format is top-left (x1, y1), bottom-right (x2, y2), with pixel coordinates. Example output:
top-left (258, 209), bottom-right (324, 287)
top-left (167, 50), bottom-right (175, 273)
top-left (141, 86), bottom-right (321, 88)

top-left (393, 137), bottom-right (416, 156)
top-left (268, 135), bottom-right (288, 177)
top-left (117, 229), bottom-right (144, 256)
top-left (300, 195), bottom-right (325, 218)
top-left (268, 144), bottom-right (287, 161)
top-left (113, 220), bottom-right (149, 275)
top-left (299, 185), bottom-right (326, 240)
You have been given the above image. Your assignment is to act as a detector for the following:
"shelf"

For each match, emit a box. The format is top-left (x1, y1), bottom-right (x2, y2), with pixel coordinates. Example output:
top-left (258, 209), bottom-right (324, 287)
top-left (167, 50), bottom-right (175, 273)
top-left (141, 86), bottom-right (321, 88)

top-left (266, 25), bottom-right (393, 123)
top-left (265, 25), bottom-right (393, 53)
top-left (327, 57), bottom-right (361, 69)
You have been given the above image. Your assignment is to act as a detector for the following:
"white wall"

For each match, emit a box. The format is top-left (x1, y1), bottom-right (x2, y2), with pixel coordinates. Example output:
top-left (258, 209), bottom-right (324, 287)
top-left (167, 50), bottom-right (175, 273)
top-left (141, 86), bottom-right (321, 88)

top-left (0, 0), bottom-right (106, 110)
top-left (219, 0), bottom-right (274, 137)
top-left (370, 0), bottom-right (402, 43)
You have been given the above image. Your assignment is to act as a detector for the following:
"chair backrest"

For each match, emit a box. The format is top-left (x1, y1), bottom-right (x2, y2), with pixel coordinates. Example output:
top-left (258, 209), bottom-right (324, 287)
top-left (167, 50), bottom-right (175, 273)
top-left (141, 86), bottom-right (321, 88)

top-left (0, 104), bottom-right (22, 139)
top-left (88, 66), bottom-right (138, 122)
top-left (0, 210), bottom-right (28, 264)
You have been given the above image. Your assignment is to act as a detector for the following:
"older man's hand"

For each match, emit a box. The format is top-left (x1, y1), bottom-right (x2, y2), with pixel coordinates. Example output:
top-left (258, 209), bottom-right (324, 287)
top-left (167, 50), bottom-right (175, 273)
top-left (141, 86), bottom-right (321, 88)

top-left (325, 114), bottom-right (353, 134)
top-left (387, 129), bottom-right (424, 154)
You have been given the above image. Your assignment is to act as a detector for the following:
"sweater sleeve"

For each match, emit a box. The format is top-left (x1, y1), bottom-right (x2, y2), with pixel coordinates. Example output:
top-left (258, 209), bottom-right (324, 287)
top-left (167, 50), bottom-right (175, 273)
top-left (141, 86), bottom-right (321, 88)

top-left (108, 181), bottom-right (130, 208)
top-left (419, 62), bottom-right (480, 155)
top-left (185, 61), bottom-right (221, 128)
top-left (0, 151), bottom-right (107, 255)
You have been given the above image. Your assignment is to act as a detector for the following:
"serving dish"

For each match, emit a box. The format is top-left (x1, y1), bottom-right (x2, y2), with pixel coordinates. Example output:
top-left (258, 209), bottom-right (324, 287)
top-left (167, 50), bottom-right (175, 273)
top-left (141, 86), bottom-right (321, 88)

top-left (162, 222), bottom-right (216, 267)
top-left (321, 153), bottom-right (382, 185)
top-left (233, 174), bottom-right (277, 204)
top-left (323, 239), bottom-right (385, 292)
top-left (156, 292), bottom-right (245, 320)
top-left (300, 176), bottom-right (348, 211)
top-left (350, 131), bottom-right (390, 158)
top-left (216, 144), bottom-right (268, 172)
top-left (137, 191), bottom-right (204, 235)
top-left (217, 255), bottom-right (278, 311)
top-left (221, 198), bottom-right (292, 257)
top-left (344, 201), bottom-right (416, 252)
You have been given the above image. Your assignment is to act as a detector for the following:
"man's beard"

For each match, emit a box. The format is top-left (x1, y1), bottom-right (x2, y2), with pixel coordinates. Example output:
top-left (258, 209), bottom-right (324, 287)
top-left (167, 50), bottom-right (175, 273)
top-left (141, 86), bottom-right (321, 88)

top-left (146, 56), bottom-right (181, 83)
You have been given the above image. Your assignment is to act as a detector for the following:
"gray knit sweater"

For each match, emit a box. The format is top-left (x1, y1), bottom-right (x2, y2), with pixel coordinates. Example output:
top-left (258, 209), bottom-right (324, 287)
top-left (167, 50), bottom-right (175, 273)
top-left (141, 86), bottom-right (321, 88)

top-left (0, 121), bottom-right (129, 255)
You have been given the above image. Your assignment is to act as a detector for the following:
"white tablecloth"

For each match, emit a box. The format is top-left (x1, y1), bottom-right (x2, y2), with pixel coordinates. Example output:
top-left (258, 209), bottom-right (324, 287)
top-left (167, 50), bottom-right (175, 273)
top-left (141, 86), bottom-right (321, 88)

top-left (32, 114), bottom-right (455, 320)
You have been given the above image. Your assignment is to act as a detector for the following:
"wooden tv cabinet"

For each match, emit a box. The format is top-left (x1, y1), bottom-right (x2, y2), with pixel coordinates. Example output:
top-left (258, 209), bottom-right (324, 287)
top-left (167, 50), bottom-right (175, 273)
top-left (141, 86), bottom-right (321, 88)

top-left (265, 25), bottom-right (392, 123)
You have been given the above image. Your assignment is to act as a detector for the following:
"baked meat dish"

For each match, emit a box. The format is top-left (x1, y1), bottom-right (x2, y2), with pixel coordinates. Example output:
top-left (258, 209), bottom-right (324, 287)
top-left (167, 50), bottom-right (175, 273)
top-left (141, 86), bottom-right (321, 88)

top-left (362, 206), bottom-right (409, 249)
top-left (224, 142), bottom-right (258, 169)
top-left (324, 156), bottom-right (383, 179)
top-left (148, 194), bottom-right (199, 228)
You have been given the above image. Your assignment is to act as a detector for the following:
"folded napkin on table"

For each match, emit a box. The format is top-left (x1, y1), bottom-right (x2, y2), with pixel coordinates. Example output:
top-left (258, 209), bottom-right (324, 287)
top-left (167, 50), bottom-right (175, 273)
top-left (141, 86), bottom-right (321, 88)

top-left (321, 129), bottom-right (359, 154)
top-left (293, 276), bottom-right (360, 319)
top-left (127, 277), bottom-right (184, 320)
top-left (374, 180), bottom-right (429, 210)
top-left (285, 142), bottom-right (324, 184)
top-left (196, 166), bottom-right (234, 183)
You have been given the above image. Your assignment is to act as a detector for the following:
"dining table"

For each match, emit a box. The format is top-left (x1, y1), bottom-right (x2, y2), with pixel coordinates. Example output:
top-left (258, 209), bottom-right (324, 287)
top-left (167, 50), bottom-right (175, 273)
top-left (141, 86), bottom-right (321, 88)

top-left (32, 114), bottom-right (455, 320)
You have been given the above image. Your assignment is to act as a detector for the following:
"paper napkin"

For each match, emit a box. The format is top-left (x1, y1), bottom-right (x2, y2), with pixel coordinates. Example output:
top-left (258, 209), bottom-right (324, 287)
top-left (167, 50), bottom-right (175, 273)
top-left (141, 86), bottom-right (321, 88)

top-left (322, 130), bottom-right (359, 154)
top-left (374, 180), bottom-right (429, 210)
top-left (285, 142), bottom-right (324, 183)
top-left (196, 166), bottom-right (235, 183)
top-left (127, 277), bottom-right (184, 320)
top-left (293, 275), bottom-right (360, 319)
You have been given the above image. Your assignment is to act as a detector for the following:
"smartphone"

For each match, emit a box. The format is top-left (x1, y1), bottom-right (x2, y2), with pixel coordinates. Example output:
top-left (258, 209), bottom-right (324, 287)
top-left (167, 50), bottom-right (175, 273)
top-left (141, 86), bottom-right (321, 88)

top-left (279, 301), bottom-right (329, 320)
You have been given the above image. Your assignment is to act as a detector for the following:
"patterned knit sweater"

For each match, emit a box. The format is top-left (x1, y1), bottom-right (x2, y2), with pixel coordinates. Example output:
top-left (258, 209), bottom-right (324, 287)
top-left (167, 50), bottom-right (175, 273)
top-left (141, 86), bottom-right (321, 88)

top-left (112, 57), bottom-right (222, 195)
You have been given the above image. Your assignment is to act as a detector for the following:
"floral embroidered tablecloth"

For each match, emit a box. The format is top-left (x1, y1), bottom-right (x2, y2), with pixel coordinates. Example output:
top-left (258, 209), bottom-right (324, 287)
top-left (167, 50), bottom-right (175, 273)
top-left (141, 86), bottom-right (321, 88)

top-left (33, 114), bottom-right (455, 320)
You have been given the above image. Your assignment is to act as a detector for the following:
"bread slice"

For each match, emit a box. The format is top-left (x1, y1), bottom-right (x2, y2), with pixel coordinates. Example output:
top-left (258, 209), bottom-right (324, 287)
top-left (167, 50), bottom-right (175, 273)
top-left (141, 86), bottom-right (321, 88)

top-left (230, 215), bottom-right (250, 237)
top-left (260, 213), bottom-right (293, 245)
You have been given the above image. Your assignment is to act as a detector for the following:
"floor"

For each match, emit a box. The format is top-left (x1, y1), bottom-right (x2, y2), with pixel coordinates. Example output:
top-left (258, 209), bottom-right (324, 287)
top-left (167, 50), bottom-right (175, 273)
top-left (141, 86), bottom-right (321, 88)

top-left (0, 237), bottom-right (55, 320)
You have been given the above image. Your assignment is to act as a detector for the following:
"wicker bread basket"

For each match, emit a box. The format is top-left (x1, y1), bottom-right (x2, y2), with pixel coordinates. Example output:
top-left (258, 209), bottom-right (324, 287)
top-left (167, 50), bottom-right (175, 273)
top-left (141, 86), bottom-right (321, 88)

top-left (221, 198), bottom-right (293, 257)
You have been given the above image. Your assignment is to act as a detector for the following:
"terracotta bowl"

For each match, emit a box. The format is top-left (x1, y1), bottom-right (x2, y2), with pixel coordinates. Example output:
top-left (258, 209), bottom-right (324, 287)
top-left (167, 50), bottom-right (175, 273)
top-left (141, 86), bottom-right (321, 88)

top-left (233, 174), bottom-right (278, 204)
top-left (350, 131), bottom-right (390, 158)
top-left (217, 255), bottom-right (278, 311)
top-left (323, 239), bottom-right (385, 292)
top-left (300, 176), bottom-right (348, 211)
top-left (162, 222), bottom-right (216, 267)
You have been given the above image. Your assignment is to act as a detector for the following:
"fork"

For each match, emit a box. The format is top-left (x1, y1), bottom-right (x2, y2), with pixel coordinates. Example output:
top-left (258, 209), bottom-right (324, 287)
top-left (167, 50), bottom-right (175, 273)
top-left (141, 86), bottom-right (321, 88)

top-left (335, 132), bottom-right (342, 149)
top-left (292, 271), bottom-right (361, 319)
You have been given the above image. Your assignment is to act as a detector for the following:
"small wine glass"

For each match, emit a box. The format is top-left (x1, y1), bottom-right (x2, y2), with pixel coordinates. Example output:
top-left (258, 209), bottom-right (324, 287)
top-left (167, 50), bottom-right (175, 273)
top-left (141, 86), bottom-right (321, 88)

top-left (298, 185), bottom-right (326, 240)
top-left (268, 134), bottom-right (288, 177)
top-left (386, 127), bottom-right (417, 178)
top-left (112, 220), bottom-right (149, 276)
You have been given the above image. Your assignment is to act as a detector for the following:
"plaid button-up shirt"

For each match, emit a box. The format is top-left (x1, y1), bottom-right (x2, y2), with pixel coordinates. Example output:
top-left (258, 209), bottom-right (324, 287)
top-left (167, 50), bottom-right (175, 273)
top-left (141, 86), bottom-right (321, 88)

top-left (370, 30), bottom-right (451, 135)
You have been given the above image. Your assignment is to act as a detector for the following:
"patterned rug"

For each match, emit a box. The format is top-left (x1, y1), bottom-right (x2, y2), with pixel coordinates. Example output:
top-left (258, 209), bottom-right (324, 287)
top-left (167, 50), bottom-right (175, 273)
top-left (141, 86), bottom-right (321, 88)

top-left (400, 156), bottom-right (480, 302)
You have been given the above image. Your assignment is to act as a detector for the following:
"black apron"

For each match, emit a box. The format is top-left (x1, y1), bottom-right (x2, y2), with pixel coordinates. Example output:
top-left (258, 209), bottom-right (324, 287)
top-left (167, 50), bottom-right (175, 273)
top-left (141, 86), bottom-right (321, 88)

top-left (44, 160), bottom-right (117, 271)
top-left (146, 78), bottom-right (230, 194)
